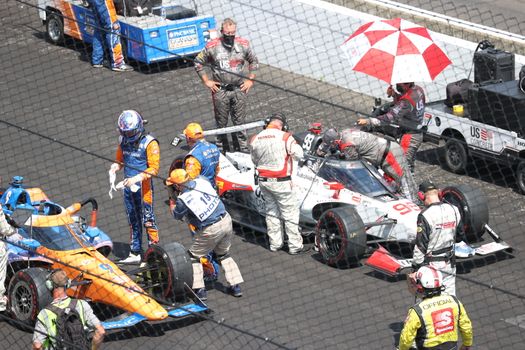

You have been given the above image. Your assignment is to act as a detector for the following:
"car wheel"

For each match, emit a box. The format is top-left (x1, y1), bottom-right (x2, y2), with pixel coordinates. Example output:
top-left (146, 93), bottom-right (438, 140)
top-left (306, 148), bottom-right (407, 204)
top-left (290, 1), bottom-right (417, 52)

top-left (46, 12), bottom-right (64, 45)
top-left (441, 185), bottom-right (488, 242)
top-left (8, 268), bottom-right (52, 328)
top-left (142, 242), bottom-right (193, 302)
top-left (515, 161), bottom-right (525, 194)
top-left (444, 138), bottom-right (468, 173)
top-left (315, 206), bottom-right (366, 268)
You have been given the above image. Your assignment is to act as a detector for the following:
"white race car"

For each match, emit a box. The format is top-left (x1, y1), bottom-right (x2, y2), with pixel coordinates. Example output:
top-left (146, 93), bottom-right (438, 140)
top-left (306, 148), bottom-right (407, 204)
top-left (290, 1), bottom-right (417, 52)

top-left (173, 123), bottom-right (511, 274)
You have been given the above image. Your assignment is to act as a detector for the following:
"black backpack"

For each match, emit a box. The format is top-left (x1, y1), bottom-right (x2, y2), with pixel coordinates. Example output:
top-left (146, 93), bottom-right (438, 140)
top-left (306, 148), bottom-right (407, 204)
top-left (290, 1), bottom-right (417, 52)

top-left (47, 299), bottom-right (90, 350)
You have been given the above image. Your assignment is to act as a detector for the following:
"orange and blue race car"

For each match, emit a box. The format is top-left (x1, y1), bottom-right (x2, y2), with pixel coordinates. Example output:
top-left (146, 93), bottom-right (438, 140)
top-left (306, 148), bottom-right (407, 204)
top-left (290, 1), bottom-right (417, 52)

top-left (1, 176), bottom-right (206, 330)
top-left (37, 0), bottom-right (217, 64)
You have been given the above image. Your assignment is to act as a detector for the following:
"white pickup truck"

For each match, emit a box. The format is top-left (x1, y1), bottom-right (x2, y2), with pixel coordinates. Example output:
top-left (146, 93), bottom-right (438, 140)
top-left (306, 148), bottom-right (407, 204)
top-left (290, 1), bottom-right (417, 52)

top-left (423, 82), bottom-right (525, 193)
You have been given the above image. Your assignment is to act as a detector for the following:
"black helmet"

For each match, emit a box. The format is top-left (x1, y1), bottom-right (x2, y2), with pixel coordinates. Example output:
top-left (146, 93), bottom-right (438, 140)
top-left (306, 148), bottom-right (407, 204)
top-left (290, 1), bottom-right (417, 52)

top-left (265, 113), bottom-right (288, 131)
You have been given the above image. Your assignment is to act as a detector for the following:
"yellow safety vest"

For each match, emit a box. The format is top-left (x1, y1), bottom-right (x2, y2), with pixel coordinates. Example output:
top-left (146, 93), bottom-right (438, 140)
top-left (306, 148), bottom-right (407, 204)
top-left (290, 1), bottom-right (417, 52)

top-left (36, 297), bottom-right (87, 349)
top-left (399, 294), bottom-right (473, 349)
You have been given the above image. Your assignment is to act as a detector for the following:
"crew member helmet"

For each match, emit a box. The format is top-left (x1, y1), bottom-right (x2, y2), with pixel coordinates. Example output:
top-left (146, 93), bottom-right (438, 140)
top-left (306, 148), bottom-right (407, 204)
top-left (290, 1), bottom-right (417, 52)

top-left (183, 123), bottom-right (204, 140)
top-left (415, 266), bottom-right (443, 297)
top-left (118, 110), bottom-right (144, 144)
top-left (322, 128), bottom-right (340, 145)
top-left (167, 169), bottom-right (190, 186)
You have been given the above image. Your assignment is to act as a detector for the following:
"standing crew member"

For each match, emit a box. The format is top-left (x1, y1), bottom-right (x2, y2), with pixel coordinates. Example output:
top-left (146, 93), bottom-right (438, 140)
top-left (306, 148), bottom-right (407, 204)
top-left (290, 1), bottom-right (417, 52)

top-left (399, 266), bottom-right (473, 350)
top-left (317, 128), bottom-right (417, 202)
top-left (195, 18), bottom-right (259, 152)
top-left (412, 180), bottom-right (461, 296)
top-left (110, 110), bottom-right (160, 263)
top-left (168, 169), bottom-right (243, 300)
top-left (358, 82), bottom-right (426, 171)
top-left (0, 203), bottom-right (19, 312)
top-left (87, 0), bottom-right (133, 71)
top-left (249, 113), bottom-right (308, 254)
top-left (32, 269), bottom-right (105, 350)
top-left (183, 122), bottom-right (221, 185)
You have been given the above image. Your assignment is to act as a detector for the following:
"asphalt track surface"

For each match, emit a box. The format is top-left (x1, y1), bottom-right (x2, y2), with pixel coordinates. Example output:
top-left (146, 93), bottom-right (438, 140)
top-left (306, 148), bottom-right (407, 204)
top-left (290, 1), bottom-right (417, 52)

top-left (1, 1), bottom-right (525, 349)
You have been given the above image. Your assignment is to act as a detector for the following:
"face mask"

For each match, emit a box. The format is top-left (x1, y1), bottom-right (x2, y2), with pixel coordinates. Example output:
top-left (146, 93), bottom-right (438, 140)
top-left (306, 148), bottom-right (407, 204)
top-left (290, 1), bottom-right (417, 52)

top-left (222, 34), bottom-right (235, 49)
top-left (395, 84), bottom-right (405, 94)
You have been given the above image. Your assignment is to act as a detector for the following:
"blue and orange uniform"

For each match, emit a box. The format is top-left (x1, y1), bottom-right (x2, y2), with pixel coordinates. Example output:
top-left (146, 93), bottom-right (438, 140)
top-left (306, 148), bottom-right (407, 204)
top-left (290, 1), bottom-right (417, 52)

top-left (184, 139), bottom-right (221, 185)
top-left (116, 134), bottom-right (160, 253)
top-left (87, 0), bottom-right (124, 68)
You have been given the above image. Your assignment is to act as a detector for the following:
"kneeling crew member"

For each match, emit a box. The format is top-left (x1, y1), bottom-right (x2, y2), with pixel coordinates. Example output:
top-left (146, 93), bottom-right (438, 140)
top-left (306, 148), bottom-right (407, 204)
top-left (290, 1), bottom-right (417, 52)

top-left (167, 169), bottom-right (243, 300)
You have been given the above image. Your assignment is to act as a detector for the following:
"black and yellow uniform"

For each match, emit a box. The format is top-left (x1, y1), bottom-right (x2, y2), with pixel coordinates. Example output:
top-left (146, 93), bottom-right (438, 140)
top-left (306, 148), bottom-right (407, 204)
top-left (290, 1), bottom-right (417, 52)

top-left (399, 293), bottom-right (473, 350)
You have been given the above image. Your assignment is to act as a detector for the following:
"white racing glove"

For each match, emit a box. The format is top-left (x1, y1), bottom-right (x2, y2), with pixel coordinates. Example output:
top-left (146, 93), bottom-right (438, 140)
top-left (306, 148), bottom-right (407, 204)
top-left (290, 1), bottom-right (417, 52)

top-left (108, 163), bottom-right (120, 199)
top-left (122, 174), bottom-right (143, 193)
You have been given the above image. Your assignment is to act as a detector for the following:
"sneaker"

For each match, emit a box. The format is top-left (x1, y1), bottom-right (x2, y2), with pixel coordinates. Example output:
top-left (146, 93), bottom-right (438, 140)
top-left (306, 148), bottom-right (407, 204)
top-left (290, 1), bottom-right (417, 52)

top-left (269, 245), bottom-right (282, 252)
top-left (288, 245), bottom-right (311, 255)
top-left (92, 63), bottom-right (104, 68)
top-left (228, 284), bottom-right (242, 297)
top-left (119, 252), bottom-right (141, 264)
top-left (194, 288), bottom-right (207, 301)
top-left (112, 63), bottom-right (134, 72)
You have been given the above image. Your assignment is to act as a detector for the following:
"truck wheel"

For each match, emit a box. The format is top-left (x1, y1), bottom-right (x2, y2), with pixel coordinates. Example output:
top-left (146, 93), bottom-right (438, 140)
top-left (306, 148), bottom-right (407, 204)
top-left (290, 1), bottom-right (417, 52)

top-left (445, 138), bottom-right (468, 173)
top-left (46, 12), bottom-right (64, 45)
top-left (515, 161), bottom-right (525, 194)
top-left (315, 206), bottom-right (366, 268)
top-left (441, 185), bottom-right (488, 242)
top-left (8, 268), bottom-right (53, 328)
top-left (142, 242), bottom-right (193, 302)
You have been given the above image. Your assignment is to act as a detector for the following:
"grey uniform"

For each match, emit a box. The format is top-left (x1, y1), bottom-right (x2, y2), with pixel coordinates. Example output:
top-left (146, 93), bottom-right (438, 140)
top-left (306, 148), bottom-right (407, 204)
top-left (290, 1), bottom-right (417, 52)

top-left (195, 36), bottom-right (258, 152)
top-left (414, 202), bottom-right (461, 296)
top-left (372, 85), bottom-right (426, 171)
top-left (337, 129), bottom-right (417, 201)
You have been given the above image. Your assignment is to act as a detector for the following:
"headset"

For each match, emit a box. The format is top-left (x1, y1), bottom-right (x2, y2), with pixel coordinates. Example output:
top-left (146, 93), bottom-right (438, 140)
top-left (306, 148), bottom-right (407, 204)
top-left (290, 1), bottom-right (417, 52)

top-left (264, 113), bottom-right (289, 132)
top-left (417, 180), bottom-right (443, 202)
top-left (45, 269), bottom-right (71, 291)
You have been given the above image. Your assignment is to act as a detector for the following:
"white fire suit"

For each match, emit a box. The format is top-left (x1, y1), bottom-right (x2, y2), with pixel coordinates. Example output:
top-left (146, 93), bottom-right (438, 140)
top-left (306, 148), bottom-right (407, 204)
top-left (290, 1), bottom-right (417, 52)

top-left (0, 204), bottom-right (18, 311)
top-left (413, 202), bottom-right (461, 296)
top-left (249, 126), bottom-right (304, 252)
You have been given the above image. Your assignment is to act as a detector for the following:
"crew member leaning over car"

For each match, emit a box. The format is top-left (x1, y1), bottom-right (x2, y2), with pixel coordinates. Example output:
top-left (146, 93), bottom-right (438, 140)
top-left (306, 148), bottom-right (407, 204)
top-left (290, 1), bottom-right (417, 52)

top-left (317, 127), bottom-right (417, 202)
top-left (182, 122), bottom-right (221, 186)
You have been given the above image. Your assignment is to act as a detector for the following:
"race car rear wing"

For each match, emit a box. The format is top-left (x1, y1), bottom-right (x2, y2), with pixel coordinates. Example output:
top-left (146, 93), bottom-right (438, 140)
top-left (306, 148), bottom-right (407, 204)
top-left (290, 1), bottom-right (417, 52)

top-left (365, 223), bottom-right (512, 277)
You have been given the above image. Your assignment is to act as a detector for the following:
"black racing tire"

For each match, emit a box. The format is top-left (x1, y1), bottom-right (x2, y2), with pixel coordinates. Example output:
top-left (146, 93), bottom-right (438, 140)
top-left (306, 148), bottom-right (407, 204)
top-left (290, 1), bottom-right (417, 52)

top-left (515, 161), bottom-right (525, 194)
top-left (143, 242), bottom-right (193, 302)
top-left (441, 185), bottom-right (488, 242)
top-left (46, 12), bottom-right (64, 45)
top-left (315, 206), bottom-right (367, 268)
top-left (444, 138), bottom-right (468, 174)
top-left (8, 268), bottom-right (53, 328)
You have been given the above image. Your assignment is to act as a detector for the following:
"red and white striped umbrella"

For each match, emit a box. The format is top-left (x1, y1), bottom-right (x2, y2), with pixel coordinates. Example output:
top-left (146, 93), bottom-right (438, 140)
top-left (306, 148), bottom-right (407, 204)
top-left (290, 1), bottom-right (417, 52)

top-left (341, 18), bottom-right (452, 84)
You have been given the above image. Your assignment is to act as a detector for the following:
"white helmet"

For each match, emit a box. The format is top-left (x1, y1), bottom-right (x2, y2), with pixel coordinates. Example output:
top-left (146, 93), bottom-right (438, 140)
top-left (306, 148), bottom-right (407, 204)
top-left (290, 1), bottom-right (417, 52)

top-left (416, 266), bottom-right (443, 290)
